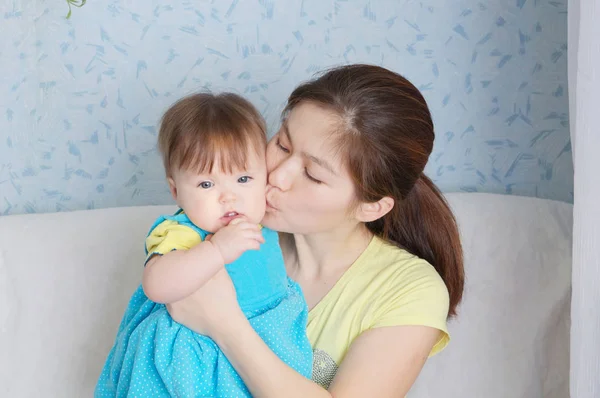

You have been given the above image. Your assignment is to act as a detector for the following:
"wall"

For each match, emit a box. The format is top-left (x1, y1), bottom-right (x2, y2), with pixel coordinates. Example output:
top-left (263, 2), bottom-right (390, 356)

top-left (0, 0), bottom-right (572, 215)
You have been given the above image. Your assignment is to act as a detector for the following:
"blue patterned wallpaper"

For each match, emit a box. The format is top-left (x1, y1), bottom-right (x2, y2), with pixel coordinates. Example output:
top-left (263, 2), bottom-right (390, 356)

top-left (0, 0), bottom-right (572, 215)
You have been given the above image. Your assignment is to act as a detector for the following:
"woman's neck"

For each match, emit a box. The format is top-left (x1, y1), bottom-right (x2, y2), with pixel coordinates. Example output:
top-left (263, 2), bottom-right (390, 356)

top-left (285, 222), bottom-right (374, 281)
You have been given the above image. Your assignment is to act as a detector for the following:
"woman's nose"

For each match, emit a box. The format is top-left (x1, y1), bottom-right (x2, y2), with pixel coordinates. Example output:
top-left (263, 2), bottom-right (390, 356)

top-left (268, 159), bottom-right (293, 192)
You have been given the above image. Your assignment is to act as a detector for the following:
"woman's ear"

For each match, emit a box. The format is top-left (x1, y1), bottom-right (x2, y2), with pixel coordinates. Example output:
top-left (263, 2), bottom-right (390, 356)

top-left (168, 178), bottom-right (178, 201)
top-left (355, 196), bottom-right (394, 223)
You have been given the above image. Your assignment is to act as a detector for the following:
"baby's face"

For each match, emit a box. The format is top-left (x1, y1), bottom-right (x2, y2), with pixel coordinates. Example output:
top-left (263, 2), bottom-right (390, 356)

top-left (169, 149), bottom-right (267, 233)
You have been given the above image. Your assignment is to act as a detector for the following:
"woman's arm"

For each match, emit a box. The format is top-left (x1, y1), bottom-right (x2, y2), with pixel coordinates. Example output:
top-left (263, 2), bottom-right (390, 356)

top-left (167, 269), bottom-right (441, 398)
top-left (215, 314), bottom-right (439, 397)
top-left (329, 326), bottom-right (440, 397)
top-left (214, 312), bottom-right (330, 397)
top-left (142, 240), bottom-right (224, 304)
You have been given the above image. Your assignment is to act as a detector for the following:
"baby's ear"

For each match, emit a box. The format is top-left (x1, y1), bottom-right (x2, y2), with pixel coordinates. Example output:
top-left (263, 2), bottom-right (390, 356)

top-left (167, 178), bottom-right (177, 200)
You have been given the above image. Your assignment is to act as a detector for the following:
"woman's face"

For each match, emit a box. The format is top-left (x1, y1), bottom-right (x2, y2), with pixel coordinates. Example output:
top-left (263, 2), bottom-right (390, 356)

top-left (262, 102), bottom-right (359, 235)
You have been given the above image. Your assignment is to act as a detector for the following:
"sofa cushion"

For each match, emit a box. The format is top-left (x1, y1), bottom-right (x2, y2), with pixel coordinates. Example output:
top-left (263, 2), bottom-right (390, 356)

top-left (0, 193), bottom-right (572, 397)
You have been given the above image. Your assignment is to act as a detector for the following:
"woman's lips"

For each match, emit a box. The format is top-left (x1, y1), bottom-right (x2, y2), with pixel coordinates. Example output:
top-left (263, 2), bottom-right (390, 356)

top-left (266, 200), bottom-right (278, 211)
top-left (265, 187), bottom-right (279, 211)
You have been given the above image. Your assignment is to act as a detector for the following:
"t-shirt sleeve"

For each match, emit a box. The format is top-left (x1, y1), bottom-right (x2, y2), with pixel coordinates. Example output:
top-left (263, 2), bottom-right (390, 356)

top-left (144, 219), bottom-right (202, 264)
top-left (368, 261), bottom-right (451, 356)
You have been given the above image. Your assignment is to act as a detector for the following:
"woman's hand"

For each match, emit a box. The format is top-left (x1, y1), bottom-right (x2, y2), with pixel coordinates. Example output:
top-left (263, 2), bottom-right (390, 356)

top-left (166, 266), bottom-right (244, 338)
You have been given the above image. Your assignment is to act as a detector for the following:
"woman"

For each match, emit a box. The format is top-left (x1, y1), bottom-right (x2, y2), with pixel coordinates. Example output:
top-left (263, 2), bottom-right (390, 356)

top-left (167, 64), bottom-right (465, 397)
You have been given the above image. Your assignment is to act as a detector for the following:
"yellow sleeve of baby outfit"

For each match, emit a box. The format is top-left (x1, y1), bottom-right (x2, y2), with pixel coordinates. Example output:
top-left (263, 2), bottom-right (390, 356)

top-left (368, 260), bottom-right (451, 356)
top-left (145, 219), bottom-right (203, 263)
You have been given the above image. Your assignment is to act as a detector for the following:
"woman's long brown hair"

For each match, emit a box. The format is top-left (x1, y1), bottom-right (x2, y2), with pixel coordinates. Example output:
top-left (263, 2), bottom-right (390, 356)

top-left (284, 64), bottom-right (464, 316)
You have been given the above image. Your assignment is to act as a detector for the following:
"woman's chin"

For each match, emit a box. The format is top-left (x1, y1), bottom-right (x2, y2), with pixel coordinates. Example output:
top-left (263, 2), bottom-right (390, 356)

top-left (261, 211), bottom-right (293, 233)
top-left (260, 211), bottom-right (277, 229)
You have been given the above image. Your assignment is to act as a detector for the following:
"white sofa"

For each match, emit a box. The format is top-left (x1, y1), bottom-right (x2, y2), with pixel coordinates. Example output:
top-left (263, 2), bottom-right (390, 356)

top-left (0, 193), bottom-right (573, 397)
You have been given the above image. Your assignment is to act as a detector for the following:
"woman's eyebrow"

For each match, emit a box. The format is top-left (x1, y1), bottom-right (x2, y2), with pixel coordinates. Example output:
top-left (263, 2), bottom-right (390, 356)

top-left (283, 121), bottom-right (337, 176)
top-left (282, 122), bottom-right (293, 142)
top-left (304, 153), bottom-right (337, 175)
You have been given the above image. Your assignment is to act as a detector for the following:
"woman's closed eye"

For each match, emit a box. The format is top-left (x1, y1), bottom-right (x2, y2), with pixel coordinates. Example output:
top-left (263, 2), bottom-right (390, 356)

top-left (304, 169), bottom-right (322, 184)
top-left (276, 138), bottom-right (290, 153)
top-left (276, 136), bottom-right (321, 183)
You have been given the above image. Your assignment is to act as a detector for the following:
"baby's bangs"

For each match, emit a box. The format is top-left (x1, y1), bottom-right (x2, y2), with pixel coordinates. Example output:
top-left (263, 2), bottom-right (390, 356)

top-left (176, 127), bottom-right (264, 174)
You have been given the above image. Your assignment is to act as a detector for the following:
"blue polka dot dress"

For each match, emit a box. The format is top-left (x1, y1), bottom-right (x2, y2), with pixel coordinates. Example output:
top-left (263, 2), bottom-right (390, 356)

top-left (95, 211), bottom-right (313, 397)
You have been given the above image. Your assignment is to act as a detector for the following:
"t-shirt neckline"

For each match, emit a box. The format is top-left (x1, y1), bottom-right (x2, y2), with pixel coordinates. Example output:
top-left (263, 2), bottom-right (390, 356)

top-left (307, 235), bottom-right (382, 321)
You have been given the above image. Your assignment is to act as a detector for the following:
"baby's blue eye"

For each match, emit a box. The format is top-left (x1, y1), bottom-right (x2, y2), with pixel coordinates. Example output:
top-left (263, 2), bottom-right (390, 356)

top-left (238, 176), bottom-right (252, 183)
top-left (199, 181), bottom-right (213, 189)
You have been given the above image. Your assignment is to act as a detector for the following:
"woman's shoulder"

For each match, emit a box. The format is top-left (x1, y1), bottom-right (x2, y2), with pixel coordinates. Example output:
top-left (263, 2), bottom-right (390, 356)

top-left (358, 236), bottom-right (450, 354)
top-left (307, 235), bottom-right (451, 359)
top-left (353, 236), bottom-right (450, 319)
top-left (359, 236), bottom-right (447, 290)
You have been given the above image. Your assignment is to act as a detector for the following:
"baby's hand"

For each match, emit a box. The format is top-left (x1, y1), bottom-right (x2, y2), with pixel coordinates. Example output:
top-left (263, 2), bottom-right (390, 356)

top-left (208, 218), bottom-right (265, 264)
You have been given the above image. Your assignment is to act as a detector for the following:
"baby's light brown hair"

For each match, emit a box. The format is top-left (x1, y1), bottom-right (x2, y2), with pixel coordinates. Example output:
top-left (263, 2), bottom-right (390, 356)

top-left (158, 92), bottom-right (267, 177)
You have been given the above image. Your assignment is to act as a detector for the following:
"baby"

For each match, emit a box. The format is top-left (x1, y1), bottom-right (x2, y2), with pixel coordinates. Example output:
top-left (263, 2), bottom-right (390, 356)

top-left (95, 92), bottom-right (312, 397)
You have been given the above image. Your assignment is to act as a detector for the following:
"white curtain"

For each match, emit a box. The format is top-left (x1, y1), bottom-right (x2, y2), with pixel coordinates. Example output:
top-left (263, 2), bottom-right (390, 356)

top-left (568, 0), bottom-right (600, 397)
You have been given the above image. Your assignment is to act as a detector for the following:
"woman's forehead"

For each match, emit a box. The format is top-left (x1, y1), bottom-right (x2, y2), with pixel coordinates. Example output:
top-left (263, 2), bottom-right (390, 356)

top-left (285, 103), bottom-right (344, 152)
top-left (284, 103), bottom-right (348, 175)
top-left (286, 102), bottom-right (340, 135)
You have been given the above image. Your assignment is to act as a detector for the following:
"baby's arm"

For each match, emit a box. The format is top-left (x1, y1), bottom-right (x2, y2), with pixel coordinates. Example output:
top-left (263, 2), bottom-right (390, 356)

top-left (143, 240), bottom-right (224, 304)
top-left (142, 218), bottom-right (264, 304)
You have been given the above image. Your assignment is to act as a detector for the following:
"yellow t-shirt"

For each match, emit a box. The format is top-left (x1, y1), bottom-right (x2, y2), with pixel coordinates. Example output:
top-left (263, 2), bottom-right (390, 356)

top-left (307, 235), bottom-right (450, 389)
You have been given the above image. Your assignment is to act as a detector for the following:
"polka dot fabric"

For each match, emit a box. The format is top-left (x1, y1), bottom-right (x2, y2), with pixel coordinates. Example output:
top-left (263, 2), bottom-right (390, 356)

top-left (95, 213), bottom-right (313, 397)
